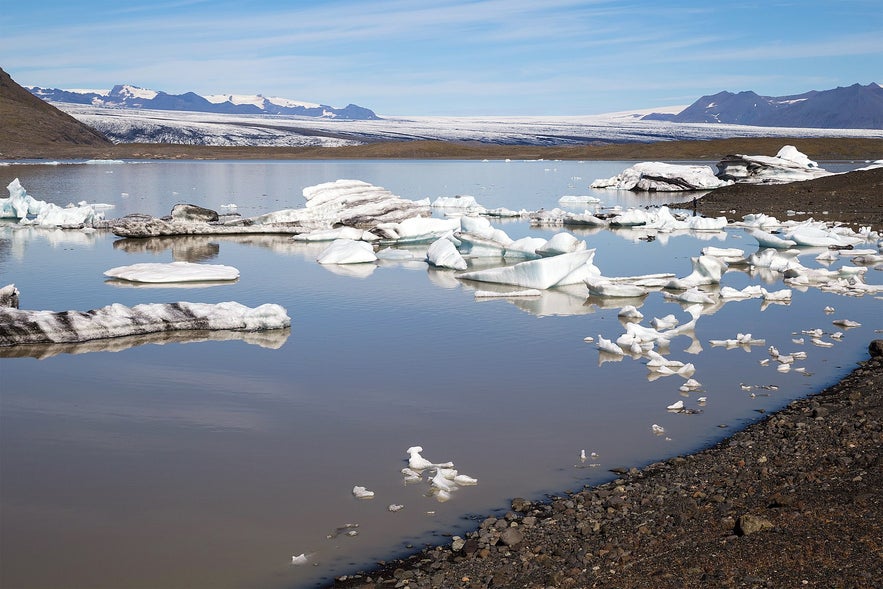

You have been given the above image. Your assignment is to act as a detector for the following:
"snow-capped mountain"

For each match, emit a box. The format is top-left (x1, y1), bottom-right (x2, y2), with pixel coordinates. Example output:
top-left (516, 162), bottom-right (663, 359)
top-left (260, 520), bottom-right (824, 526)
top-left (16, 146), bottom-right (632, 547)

top-left (643, 83), bottom-right (883, 129)
top-left (27, 84), bottom-right (380, 120)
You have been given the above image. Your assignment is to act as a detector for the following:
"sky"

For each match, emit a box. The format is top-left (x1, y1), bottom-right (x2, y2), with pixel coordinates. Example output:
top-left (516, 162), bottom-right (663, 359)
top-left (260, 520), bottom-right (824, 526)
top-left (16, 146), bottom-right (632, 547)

top-left (2, 0), bottom-right (881, 116)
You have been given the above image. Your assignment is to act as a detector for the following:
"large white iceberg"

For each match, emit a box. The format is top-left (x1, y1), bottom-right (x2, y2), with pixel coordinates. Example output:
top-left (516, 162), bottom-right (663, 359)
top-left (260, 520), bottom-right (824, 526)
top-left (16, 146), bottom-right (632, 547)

top-left (111, 179), bottom-right (431, 237)
top-left (104, 262), bottom-right (240, 283)
top-left (0, 301), bottom-right (290, 347)
top-left (591, 162), bottom-right (730, 191)
top-left (457, 249), bottom-right (600, 289)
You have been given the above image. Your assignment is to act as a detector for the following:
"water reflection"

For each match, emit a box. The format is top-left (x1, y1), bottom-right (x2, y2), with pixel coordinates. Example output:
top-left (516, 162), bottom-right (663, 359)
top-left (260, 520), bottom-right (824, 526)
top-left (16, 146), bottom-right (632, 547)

top-left (0, 327), bottom-right (291, 359)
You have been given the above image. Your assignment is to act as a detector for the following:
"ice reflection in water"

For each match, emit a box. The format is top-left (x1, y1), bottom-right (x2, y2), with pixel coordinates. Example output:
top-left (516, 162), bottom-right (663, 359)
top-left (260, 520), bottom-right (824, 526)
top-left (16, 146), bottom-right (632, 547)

top-left (0, 160), bottom-right (880, 589)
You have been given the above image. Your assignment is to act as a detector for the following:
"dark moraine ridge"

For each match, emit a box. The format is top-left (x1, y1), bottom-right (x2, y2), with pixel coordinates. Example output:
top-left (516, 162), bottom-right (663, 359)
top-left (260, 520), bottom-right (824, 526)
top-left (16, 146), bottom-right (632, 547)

top-left (328, 343), bottom-right (882, 589)
top-left (681, 165), bottom-right (883, 233)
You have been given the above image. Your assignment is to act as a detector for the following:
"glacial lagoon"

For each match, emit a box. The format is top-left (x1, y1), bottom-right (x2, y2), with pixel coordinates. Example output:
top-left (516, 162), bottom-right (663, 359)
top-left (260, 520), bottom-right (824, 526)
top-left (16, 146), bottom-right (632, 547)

top-left (1, 159), bottom-right (880, 589)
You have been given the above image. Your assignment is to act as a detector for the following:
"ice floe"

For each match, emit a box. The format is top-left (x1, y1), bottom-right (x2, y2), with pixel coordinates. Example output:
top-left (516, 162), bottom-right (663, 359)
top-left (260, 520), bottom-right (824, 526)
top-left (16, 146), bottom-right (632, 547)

top-left (1, 178), bottom-right (107, 228)
top-left (0, 300), bottom-right (290, 347)
top-left (458, 249), bottom-right (600, 289)
top-left (316, 239), bottom-right (378, 264)
top-left (426, 237), bottom-right (468, 270)
top-left (104, 261), bottom-right (240, 283)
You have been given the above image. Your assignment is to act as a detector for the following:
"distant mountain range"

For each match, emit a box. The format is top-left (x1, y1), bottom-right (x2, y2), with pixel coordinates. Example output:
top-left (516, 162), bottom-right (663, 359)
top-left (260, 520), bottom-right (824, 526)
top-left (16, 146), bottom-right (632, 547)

top-left (643, 83), bottom-right (883, 129)
top-left (27, 83), bottom-right (380, 120)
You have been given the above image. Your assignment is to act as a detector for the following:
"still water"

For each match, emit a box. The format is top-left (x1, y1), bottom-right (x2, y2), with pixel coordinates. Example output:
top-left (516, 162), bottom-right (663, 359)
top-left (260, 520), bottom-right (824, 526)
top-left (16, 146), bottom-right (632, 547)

top-left (1, 159), bottom-right (879, 589)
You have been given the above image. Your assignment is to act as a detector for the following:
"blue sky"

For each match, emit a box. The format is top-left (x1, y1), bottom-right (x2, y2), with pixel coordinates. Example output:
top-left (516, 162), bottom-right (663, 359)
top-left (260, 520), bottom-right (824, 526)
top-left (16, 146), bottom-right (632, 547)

top-left (2, 0), bottom-right (881, 116)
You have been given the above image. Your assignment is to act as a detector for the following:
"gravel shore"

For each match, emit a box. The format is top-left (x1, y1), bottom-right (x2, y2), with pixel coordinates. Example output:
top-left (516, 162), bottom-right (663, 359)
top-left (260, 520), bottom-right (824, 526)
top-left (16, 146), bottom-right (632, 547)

top-left (329, 342), bottom-right (882, 589)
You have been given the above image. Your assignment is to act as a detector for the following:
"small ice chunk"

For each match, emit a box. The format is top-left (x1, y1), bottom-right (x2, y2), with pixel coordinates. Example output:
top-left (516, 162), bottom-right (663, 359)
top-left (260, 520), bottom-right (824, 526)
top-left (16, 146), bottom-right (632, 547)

top-left (388, 504), bottom-right (404, 512)
top-left (666, 400), bottom-right (684, 411)
top-left (618, 305), bottom-right (644, 319)
top-left (352, 486), bottom-right (375, 499)
top-left (832, 319), bottom-right (861, 328)
top-left (651, 424), bottom-right (665, 435)
top-left (291, 553), bottom-right (310, 566)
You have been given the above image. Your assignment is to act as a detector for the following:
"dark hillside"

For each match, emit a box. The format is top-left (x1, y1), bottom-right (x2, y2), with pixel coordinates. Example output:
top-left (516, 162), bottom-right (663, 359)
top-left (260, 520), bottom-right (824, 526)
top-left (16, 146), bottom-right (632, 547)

top-left (0, 66), bottom-right (112, 158)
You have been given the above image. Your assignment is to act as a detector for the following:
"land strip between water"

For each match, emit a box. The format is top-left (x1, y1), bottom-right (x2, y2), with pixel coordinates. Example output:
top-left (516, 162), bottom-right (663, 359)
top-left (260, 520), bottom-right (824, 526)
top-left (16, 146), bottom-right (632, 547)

top-left (2, 137), bottom-right (882, 162)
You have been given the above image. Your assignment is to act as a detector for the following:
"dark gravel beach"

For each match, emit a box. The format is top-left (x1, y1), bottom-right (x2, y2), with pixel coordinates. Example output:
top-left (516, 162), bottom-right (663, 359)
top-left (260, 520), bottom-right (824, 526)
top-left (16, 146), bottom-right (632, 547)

top-left (687, 166), bottom-right (883, 233)
top-left (329, 344), bottom-right (883, 589)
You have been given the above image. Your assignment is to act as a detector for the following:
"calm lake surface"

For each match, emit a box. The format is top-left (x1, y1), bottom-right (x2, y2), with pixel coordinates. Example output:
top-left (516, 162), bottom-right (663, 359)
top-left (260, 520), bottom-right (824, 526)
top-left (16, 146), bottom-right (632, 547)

top-left (1, 159), bottom-right (879, 589)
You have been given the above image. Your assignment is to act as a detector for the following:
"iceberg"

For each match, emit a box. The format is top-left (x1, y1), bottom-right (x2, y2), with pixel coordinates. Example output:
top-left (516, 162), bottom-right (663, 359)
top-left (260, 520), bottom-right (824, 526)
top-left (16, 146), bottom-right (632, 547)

top-left (0, 301), bottom-right (290, 347)
top-left (426, 237), bottom-right (468, 270)
top-left (535, 232), bottom-right (586, 256)
top-left (111, 179), bottom-right (431, 237)
top-left (666, 255), bottom-right (728, 289)
top-left (374, 216), bottom-right (460, 243)
top-left (103, 261), bottom-right (239, 283)
top-left (716, 145), bottom-right (831, 184)
top-left (457, 249), bottom-right (600, 290)
top-left (590, 162), bottom-right (731, 191)
top-left (585, 279), bottom-right (648, 298)
top-left (503, 236), bottom-right (548, 259)
top-left (1, 178), bottom-right (106, 228)
top-left (292, 226), bottom-right (378, 242)
top-left (748, 229), bottom-right (797, 249)
top-left (316, 239), bottom-right (378, 264)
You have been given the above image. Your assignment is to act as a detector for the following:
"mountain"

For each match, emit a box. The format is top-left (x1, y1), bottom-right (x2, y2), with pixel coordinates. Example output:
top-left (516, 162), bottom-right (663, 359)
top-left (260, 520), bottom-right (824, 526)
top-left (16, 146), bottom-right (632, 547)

top-left (0, 66), bottom-right (112, 156)
top-left (642, 83), bottom-right (883, 129)
top-left (27, 83), bottom-right (380, 120)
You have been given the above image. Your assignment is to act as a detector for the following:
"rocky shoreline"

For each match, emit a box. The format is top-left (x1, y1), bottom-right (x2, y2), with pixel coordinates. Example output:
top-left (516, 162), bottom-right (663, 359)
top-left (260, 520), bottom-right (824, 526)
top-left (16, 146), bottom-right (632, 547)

top-left (329, 342), bottom-right (882, 588)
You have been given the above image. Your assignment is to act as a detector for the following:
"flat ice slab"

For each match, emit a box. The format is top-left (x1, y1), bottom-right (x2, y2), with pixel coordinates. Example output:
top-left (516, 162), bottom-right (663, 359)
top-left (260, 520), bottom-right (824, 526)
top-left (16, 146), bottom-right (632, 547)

top-left (104, 262), bottom-right (240, 283)
top-left (0, 301), bottom-right (290, 347)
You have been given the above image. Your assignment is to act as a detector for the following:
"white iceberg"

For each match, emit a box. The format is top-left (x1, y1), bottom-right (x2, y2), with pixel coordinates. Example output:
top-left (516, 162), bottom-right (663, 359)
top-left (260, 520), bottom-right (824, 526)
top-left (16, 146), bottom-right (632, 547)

top-left (503, 236), bottom-right (548, 259)
top-left (292, 226), bottom-right (378, 242)
top-left (352, 486), bottom-right (375, 499)
top-left (2, 178), bottom-right (106, 228)
top-left (591, 162), bottom-right (730, 191)
top-left (0, 301), bottom-right (290, 347)
top-left (666, 255), bottom-right (728, 289)
top-left (104, 262), bottom-right (239, 283)
top-left (458, 249), bottom-right (600, 289)
top-left (748, 229), bottom-right (797, 249)
top-left (535, 232), bottom-right (586, 256)
top-left (558, 194), bottom-right (601, 204)
top-left (426, 237), bottom-right (468, 270)
top-left (316, 239), bottom-right (378, 265)
top-left (585, 279), bottom-right (648, 298)
top-left (375, 216), bottom-right (461, 243)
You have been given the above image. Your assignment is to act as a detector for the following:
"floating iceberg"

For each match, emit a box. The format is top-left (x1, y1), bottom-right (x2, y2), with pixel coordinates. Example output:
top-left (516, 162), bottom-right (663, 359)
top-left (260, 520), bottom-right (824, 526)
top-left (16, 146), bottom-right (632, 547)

top-left (316, 239), bottom-right (378, 264)
top-left (104, 262), bottom-right (240, 283)
top-left (535, 232), bottom-right (586, 256)
top-left (0, 301), bottom-right (290, 347)
top-left (1, 178), bottom-right (106, 228)
top-left (111, 180), bottom-right (431, 237)
top-left (426, 237), bottom-right (468, 270)
top-left (591, 162), bottom-right (730, 191)
top-left (457, 249), bottom-right (600, 289)
top-left (666, 255), bottom-right (728, 289)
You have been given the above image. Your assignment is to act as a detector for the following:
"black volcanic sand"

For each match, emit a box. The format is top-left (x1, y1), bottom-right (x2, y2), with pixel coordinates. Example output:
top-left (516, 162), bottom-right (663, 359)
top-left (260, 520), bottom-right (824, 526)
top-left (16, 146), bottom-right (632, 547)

top-left (328, 344), bottom-right (883, 589)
